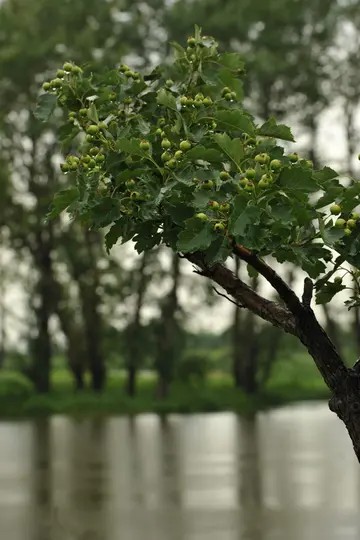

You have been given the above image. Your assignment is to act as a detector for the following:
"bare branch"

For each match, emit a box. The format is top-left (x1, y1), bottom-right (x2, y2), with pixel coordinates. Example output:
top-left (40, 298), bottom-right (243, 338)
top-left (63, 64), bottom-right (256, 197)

top-left (212, 287), bottom-right (244, 308)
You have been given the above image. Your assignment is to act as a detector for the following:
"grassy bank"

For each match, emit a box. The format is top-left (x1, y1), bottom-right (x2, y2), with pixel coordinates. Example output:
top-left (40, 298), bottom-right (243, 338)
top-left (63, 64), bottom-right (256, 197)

top-left (0, 352), bottom-right (331, 418)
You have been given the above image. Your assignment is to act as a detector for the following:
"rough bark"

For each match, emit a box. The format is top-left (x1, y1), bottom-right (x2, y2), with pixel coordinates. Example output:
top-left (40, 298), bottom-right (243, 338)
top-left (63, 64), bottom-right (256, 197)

top-left (186, 250), bottom-right (360, 462)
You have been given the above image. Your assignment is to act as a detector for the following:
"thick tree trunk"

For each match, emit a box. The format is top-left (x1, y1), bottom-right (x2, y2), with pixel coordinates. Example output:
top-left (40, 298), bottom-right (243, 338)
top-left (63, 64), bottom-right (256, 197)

top-left (232, 258), bottom-right (243, 388)
top-left (126, 365), bottom-right (137, 398)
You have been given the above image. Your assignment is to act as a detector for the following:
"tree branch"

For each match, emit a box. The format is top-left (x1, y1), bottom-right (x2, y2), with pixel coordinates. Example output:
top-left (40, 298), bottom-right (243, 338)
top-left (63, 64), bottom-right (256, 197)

top-left (186, 252), bottom-right (298, 336)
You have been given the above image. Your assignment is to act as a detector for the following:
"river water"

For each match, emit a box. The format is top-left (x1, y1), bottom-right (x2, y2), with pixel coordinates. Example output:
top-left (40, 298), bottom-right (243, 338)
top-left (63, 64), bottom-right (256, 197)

top-left (0, 402), bottom-right (359, 540)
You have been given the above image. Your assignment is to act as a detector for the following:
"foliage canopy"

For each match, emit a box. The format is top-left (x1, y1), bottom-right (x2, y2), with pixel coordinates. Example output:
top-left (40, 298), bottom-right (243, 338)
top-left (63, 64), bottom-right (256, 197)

top-left (38, 26), bottom-right (360, 308)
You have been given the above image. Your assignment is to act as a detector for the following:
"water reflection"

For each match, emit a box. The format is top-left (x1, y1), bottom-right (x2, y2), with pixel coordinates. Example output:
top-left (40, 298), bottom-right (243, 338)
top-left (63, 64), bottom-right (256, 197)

top-left (0, 403), bottom-right (359, 540)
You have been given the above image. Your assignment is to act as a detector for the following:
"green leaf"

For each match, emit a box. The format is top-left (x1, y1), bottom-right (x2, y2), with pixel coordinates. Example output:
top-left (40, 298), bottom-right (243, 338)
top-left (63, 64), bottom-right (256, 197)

top-left (205, 237), bottom-right (231, 264)
top-left (278, 166), bottom-right (317, 193)
top-left (34, 93), bottom-right (57, 122)
top-left (88, 102), bottom-right (99, 123)
top-left (157, 88), bottom-right (177, 111)
top-left (213, 133), bottom-right (244, 167)
top-left (229, 196), bottom-right (259, 236)
top-left (312, 167), bottom-right (338, 186)
top-left (47, 187), bottom-right (79, 219)
top-left (316, 281), bottom-right (346, 305)
top-left (257, 117), bottom-right (295, 142)
top-left (116, 138), bottom-right (146, 157)
top-left (177, 217), bottom-right (214, 252)
top-left (186, 146), bottom-right (223, 162)
top-left (214, 110), bottom-right (255, 136)
top-left (105, 221), bottom-right (123, 251)
top-left (219, 53), bottom-right (245, 71)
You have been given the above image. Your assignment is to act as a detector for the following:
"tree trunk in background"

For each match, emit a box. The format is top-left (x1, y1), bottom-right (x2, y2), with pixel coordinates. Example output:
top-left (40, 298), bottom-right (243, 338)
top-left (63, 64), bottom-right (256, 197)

top-left (232, 258), bottom-right (243, 387)
top-left (125, 252), bottom-right (149, 397)
top-left (30, 229), bottom-right (53, 393)
top-left (322, 303), bottom-right (343, 359)
top-left (155, 254), bottom-right (182, 399)
top-left (0, 240), bottom-right (6, 369)
top-left (353, 305), bottom-right (360, 358)
top-left (64, 226), bottom-right (106, 392)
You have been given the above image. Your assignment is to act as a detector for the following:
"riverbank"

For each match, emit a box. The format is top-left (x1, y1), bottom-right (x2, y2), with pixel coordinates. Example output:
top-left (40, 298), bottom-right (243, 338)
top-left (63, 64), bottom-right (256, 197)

top-left (0, 354), bottom-right (330, 418)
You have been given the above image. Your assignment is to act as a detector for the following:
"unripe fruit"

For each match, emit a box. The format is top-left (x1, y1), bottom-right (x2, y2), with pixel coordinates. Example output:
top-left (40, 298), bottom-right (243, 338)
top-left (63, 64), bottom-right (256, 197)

top-left (288, 152), bottom-right (299, 163)
top-left (88, 159), bottom-right (96, 169)
top-left (63, 62), bottom-right (73, 71)
top-left (68, 112), bottom-right (76, 120)
top-left (245, 168), bottom-right (256, 179)
top-left (124, 70), bottom-right (135, 78)
top-left (56, 69), bottom-right (65, 78)
top-left (187, 37), bottom-right (196, 47)
top-left (60, 163), bottom-right (69, 172)
top-left (180, 96), bottom-right (188, 105)
top-left (165, 79), bottom-right (174, 86)
top-left (42, 82), bottom-right (51, 91)
top-left (245, 182), bottom-right (254, 191)
top-left (230, 92), bottom-right (236, 100)
top-left (99, 122), bottom-right (107, 130)
top-left (161, 139), bottom-right (171, 149)
top-left (261, 173), bottom-right (273, 184)
top-left (255, 153), bottom-right (270, 165)
top-left (130, 191), bottom-right (141, 200)
top-left (81, 155), bottom-right (91, 163)
top-left (161, 151), bottom-right (171, 162)
top-left (79, 108), bottom-right (88, 117)
top-left (224, 92), bottom-right (233, 101)
top-left (195, 212), bottom-right (208, 221)
top-left (334, 276), bottom-right (343, 284)
top-left (258, 178), bottom-right (269, 189)
top-left (166, 159), bottom-right (176, 168)
top-left (179, 140), bottom-right (191, 151)
top-left (239, 178), bottom-right (249, 187)
top-left (351, 212), bottom-right (360, 220)
top-left (208, 200), bottom-right (220, 209)
top-left (201, 180), bottom-right (214, 190)
top-left (330, 204), bottom-right (341, 215)
top-left (347, 219), bottom-right (357, 229)
top-left (90, 147), bottom-right (99, 156)
top-left (335, 218), bottom-right (346, 228)
top-left (155, 128), bottom-right (162, 136)
top-left (174, 150), bottom-right (183, 160)
top-left (344, 228), bottom-right (352, 236)
top-left (220, 171), bottom-right (230, 181)
top-left (126, 179), bottom-right (136, 188)
top-left (140, 140), bottom-right (150, 151)
top-left (187, 97), bottom-right (194, 106)
top-left (219, 203), bottom-right (230, 212)
top-left (85, 135), bottom-right (94, 142)
top-left (51, 78), bottom-right (62, 88)
top-left (270, 159), bottom-right (282, 171)
top-left (119, 64), bottom-right (129, 72)
top-left (123, 97), bottom-right (132, 104)
top-left (203, 97), bottom-right (213, 106)
top-left (87, 125), bottom-right (99, 135)
top-left (214, 222), bottom-right (225, 233)
top-left (221, 87), bottom-right (231, 96)
top-left (95, 153), bottom-right (105, 163)
top-left (72, 65), bottom-right (82, 74)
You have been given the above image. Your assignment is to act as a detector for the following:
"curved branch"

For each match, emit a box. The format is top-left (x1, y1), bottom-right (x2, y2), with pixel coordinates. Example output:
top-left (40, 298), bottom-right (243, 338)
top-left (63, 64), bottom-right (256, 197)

top-left (185, 252), bottom-right (298, 336)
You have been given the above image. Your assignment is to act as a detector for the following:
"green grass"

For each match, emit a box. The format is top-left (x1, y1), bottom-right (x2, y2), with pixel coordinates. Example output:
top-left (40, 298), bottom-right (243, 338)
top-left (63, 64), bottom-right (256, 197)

top-left (0, 351), bottom-right (330, 418)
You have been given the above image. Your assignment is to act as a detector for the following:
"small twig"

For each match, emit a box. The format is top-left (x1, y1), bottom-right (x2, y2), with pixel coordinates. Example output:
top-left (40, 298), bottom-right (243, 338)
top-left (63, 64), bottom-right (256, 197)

top-left (213, 287), bottom-right (244, 308)
top-left (302, 277), bottom-right (313, 307)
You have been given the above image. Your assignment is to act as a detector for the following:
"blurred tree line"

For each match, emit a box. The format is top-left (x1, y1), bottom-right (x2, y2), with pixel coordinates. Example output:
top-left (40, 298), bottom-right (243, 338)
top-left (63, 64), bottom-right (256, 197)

top-left (0, 0), bottom-right (359, 399)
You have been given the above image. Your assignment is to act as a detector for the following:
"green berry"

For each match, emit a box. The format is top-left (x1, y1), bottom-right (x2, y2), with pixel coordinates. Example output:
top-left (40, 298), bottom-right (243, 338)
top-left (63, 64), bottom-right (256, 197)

top-left (239, 178), bottom-right (249, 187)
top-left (224, 92), bottom-right (233, 101)
top-left (174, 150), bottom-right (183, 160)
top-left (230, 92), bottom-right (236, 100)
top-left (245, 168), bottom-right (256, 179)
top-left (95, 153), bottom-right (105, 163)
top-left (165, 79), bottom-right (174, 87)
top-left (87, 125), bottom-right (99, 135)
top-left (351, 212), bottom-right (360, 220)
top-left (330, 204), bottom-right (341, 215)
top-left (179, 140), bottom-right (191, 151)
top-left (99, 122), bottom-right (107, 130)
top-left (208, 200), bottom-right (220, 209)
top-left (81, 155), bottom-right (91, 163)
top-left (220, 171), bottom-right (230, 181)
top-left (79, 108), bottom-right (88, 117)
top-left (219, 203), bottom-right (230, 212)
top-left (161, 151), bottom-right (172, 162)
top-left (201, 180), bottom-right (214, 190)
top-left (42, 82), bottom-right (51, 91)
top-left (130, 191), bottom-right (141, 200)
top-left (344, 228), bottom-right (352, 236)
top-left (334, 276), bottom-right (343, 284)
top-left (203, 97), bottom-right (213, 106)
top-left (89, 147), bottom-right (99, 156)
top-left (161, 139), bottom-right (171, 149)
top-left (288, 152), bottom-right (299, 163)
top-left (255, 153), bottom-right (270, 165)
top-left (126, 179), bottom-right (136, 188)
top-left (155, 128), bottom-right (162, 136)
top-left (187, 37), bottom-right (197, 47)
top-left (56, 69), bottom-right (65, 78)
top-left (195, 212), bottom-right (208, 221)
top-left (335, 218), bottom-right (346, 228)
top-left (180, 96), bottom-right (188, 105)
top-left (60, 163), bottom-right (69, 172)
top-left (63, 62), bottom-right (73, 71)
top-left (347, 219), bottom-right (357, 229)
top-left (214, 222), bottom-right (225, 233)
top-left (221, 87), bottom-right (231, 97)
top-left (258, 178), bottom-right (269, 189)
top-left (245, 182), bottom-right (254, 191)
top-left (51, 78), bottom-right (62, 88)
top-left (270, 159), bottom-right (282, 171)
top-left (166, 159), bottom-right (176, 168)
top-left (140, 140), bottom-right (150, 151)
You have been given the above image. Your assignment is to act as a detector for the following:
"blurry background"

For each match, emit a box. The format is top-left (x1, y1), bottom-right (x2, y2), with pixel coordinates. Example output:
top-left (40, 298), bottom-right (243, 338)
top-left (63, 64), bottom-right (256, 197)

top-left (0, 0), bottom-right (360, 539)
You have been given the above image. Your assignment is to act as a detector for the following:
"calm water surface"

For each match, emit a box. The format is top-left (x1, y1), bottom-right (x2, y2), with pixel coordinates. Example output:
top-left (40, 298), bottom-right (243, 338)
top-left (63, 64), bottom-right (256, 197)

top-left (0, 402), bottom-right (359, 540)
